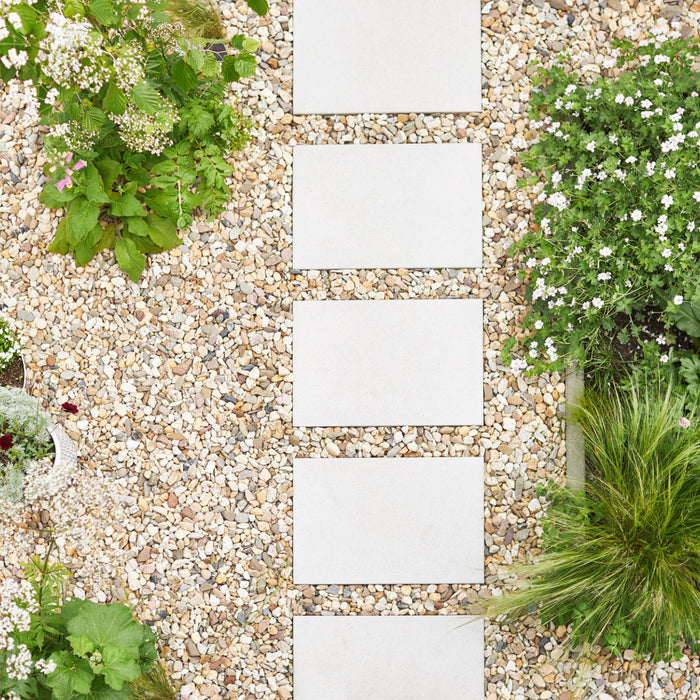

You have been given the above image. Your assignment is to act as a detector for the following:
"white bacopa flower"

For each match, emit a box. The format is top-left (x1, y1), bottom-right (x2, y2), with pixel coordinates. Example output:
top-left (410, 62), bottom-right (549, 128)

top-left (534, 320), bottom-right (543, 329)
top-left (526, 258), bottom-right (537, 268)
top-left (679, 242), bottom-right (686, 251)
top-left (565, 83), bottom-right (577, 95)
top-left (582, 301), bottom-right (590, 310)
top-left (614, 169), bottom-right (626, 181)
top-left (661, 248), bottom-right (672, 258)
top-left (586, 140), bottom-right (596, 152)
top-left (615, 93), bottom-right (625, 104)
top-left (510, 358), bottom-right (528, 373)
top-left (609, 134), bottom-right (618, 144)
top-left (660, 354), bottom-right (669, 363)
top-left (664, 168), bottom-right (676, 179)
top-left (592, 297), bottom-right (604, 309)
top-left (664, 264), bottom-right (674, 271)
top-left (654, 78), bottom-right (663, 86)
top-left (630, 209), bottom-right (642, 221)
top-left (654, 54), bottom-right (670, 64)
top-left (624, 96), bottom-right (634, 106)
top-left (625, 156), bottom-right (637, 164)
top-left (541, 257), bottom-right (551, 266)
top-left (546, 191), bottom-right (569, 211)
top-left (661, 194), bottom-right (674, 209)
top-left (551, 171), bottom-right (562, 185)
top-left (597, 272), bottom-right (612, 281)
top-left (693, 192), bottom-right (700, 203)
top-left (641, 99), bottom-right (653, 109)
top-left (656, 335), bottom-right (667, 345)
top-left (674, 295), bottom-right (684, 305)
top-left (599, 246), bottom-right (612, 257)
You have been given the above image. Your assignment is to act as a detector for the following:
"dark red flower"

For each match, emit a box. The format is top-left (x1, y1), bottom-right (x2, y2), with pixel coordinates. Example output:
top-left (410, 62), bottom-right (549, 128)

top-left (0, 434), bottom-right (12, 450)
top-left (61, 402), bottom-right (78, 414)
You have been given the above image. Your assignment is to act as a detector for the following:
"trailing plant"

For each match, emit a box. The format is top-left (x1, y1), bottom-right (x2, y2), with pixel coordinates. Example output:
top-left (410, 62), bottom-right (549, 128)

top-left (0, 546), bottom-right (161, 699)
top-left (506, 29), bottom-right (700, 390)
top-left (0, 0), bottom-right (268, 282)
top-left (484, 385), bottom-right (700, 661)
top-left (0, 317), bottom-right (21, 374)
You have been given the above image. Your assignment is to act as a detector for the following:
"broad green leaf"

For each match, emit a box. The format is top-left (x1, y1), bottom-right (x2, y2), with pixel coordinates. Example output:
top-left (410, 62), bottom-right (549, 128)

top-left (230, 34), bottom-right (246, 50)
top-left (221, 55), bottom-right (240, 83)
top-left (242, 37), bottom-right (259, 52)
top-left (244, 0), bottom-right (268, 15)
top-left (63, 0), bottom-right (86, 17)
top-left (142, 189), bottom-right (177, 218)
top-left (110, 193), bottom-right (145, 217)
top-left (671, 300), bottom-right (700, 339)
top-left (115, 236), bottom-right (146, 282)
top-left (84, 164), bottom-right (111, 204)
top-left (130, 82), bottom-right (161, 115)
top-left (46, 651), bottom-right (94, 700)
top-left (172, 59), bottom-right (198, 92)
top-left (101, 645), bottom-right (142, 689)
top-left (95, 158), bottom-right (122, 188)
top-left (145, 213), bottom-right (182, 250)
top-left (201, 52), bottom-right (219, 78)
top-left (83, 106), bottom-right (106, 132)
top-left (97, 222), bottom-right (116, 251)
top-left (132, 235), bottom-right (162, 254)
top-left (184, 48), bottom-right (204, 71)
top-left (103, 82), bottom-right (127, 115)
top-left (234, 52), bottom-right (256, 78)
top-left (89, 0), bottom-right (117, 24)
top-left (9, 3), bottom-right (38, 33)
top-left (124, 216), bottom-right (149, 237)
top-left (65, 198), bottom-right (100, 245)
top-left (48, 219), bottom-right (69, 255)
top-left (69, 634), bottom-right (95, 657)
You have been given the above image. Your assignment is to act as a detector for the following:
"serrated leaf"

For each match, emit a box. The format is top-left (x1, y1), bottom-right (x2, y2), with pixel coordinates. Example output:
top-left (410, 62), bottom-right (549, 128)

top-left (115, 236), bottom-right (146, 282)
top-left (184, 48), bottom-right (204, 71)
top-left (83, 106), bottom-right (106, 132)
top-left (201, 52), bottom-right (219, 78)
top-left (63, 0), bottom-right (85, 18)
top-left (65, 198), bottom-right (100, 245)
top-left (48, 219), bottom-right (69, 254)
top-left (221, 55), bottom-right (240, 83)
top-left (101, 645), bottom-right (142, 689)
top-left (89, 0), bottom-right (117, 24)
top-left (68, 633), bottom-right (95, 657)
top-left (242, 37), bottom-right (259, 52)
top-left (230, 34), bottom-right (246, 50)
top-left (95, 158), bottom-right (122, 188)
top-left (130, 82), bottom-right (161, 115)
top-left (234, 52), bottom-right (256, 78)
top-left (46, 651), bottom-right (94, 700)
top-left (172, 59), bottom-right (198, 91)
top-left (103, 82), bottom-right (127, 115)
top-left (244, 0), bottom-right (268, 15)
top-left (144, 213), bottom-right (182, 250)
top-left (40, 182), bottom-right (76, 208)
top-left (110, 193), bottom-right (145, 218)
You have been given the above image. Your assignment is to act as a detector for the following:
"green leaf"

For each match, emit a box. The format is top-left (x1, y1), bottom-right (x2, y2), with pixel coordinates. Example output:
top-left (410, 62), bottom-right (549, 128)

top-left (40, 182), bottom-right (76, 209)
top-left (221, 55), bottom-right (240, 83)
top-left (48, 219), bottom-right (70, 255)
top-left (101, 645), bottom-right (142, 689)
top-left (184, 48), bottom-right (205, 71)
top-left (84, 164), bottom-right (111, 204)
top-left (201, 52), bottom-right (219, 78)
top-left (46, 651), bottom-right (95, 700)
top-left (124, 216), bottom-right (149, 236)
top-left (144, 214), bottom-right (182, 250)
top-left (110, 194), bottom-right (145, 218)
top-left (234, 52), bottom-right (256, 78)
top-left (671, 300), bottom-right (700, 339)
top-left (130, 82), bottom-right (161, 115)
top-left (65, 198), bottom-right (101, 245)
top-left (89, 0), bottom-right (117, 24)
top-left (83, 106), bottom-right (106, 132)
top-left (63, 0), bottom-right (85, 17)
top-left (9, 3), bottom-right (38, 33)
top-left (230, 34), bottom-right (246, 50)
top-left (244, 0), bottom-right (268, 15)
top-left (69, 634), bottom-right (95, 657)
top-left (115, 236), bottom-right (146, 281)
top-left (172, 59), bottom-right (198, 91)
top-left (103, 82), bottom-right (128, 115)
top-left (242, 37), bottom-right (259, 52)
top-left (95, 158), bottom-right (122, 189)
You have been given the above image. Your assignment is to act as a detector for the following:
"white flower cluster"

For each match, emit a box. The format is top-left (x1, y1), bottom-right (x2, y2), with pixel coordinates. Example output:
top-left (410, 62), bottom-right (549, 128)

top-left (47, 120), bottom-right (99, 152)
top-left (0, 317), bottom-right (21, 371)
top-left (38, 12), bottom-right (111, 92)
top-left (112, 100), bottom-right (180, 155)
top-left (114, 44), bottom-right (145, 93)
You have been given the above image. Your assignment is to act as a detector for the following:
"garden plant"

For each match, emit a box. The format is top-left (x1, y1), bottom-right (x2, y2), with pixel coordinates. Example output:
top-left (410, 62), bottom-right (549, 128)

top-left (0, 0), bottom-right (268, 281)
top-left (0, 317), bottom-right (23, 389)
top-left (493, 27), bottom-right (700, 664)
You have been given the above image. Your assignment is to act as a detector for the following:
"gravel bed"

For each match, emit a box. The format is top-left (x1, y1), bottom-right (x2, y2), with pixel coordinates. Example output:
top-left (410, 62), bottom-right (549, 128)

top-left (1, 0), bottom-right (699, 698)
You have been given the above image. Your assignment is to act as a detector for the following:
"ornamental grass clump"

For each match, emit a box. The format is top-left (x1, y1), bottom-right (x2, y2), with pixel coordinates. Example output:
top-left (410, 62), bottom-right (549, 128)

top-left (486, 386), bottom-right (700, 661)
top-left (0, 0), bottom-right (268, 282)
top-left (508, 29), bottom-right (700, 388)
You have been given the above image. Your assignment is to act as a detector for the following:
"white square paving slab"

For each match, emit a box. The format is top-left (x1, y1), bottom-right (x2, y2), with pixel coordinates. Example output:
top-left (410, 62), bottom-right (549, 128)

top-left (293, 615), bottom-right (484, 700)
top-left (292, 299), bottom-right (483, 427)
top-left (293, 0), bottom-right (482, 114)
top-left (293, 457), bottom-right (484, 584)
top-left (292, 144), bottom-right (483, 270)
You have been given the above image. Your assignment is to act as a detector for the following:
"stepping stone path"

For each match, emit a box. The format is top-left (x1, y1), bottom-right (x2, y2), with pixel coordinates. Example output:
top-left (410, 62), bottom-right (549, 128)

top-left (292, 144), bottom-right (483, 270)
top-left (293, 0), bottom-right (482, 114)
top-left (292, 299), bottom-right (483, 428)
top-left (294, 616), bottom-right (485, 700)
top-left (293, 457), bottom-right (484, 585)
top-left (291, 0), bottom-right (484, 696)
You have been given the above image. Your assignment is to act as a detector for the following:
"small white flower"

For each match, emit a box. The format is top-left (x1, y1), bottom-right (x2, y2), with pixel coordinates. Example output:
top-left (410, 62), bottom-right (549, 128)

top-left (582, 301), bottom-right (590, 310)
top-left (625, 156), bottom-right (637, 164)
top-left (592, 297), bottom-right (604, 309)
top-left (664, 264), bottom-right (673, 271)
top-left (609, 134), bottom-right (619, 144)
top-left (660, 354), bottom-right (669, 363)
top-left (646, 161), bottom-right (656, 176)
top-left (654, 78), bottom-right (663, 86)
top-left (586, 140), bottom-right (596, 152)
top-left (630, 209), bottom-right (642, 221)
top-left (624, 96), bottom-right (634, 106)
top-left (656, 335), bottom-right (666, 345)
top-left (534, 320), bottom-right (543, 330)
top-left (664, 168), bottom-right (676, 179)
top-left (599, 246), bottom-right (612, 257)
top-left (615, 93), bottom-right (625, 104)
top-left (541, 257), bottom-right (551, 266)
top-left (597, 272), bottom-right (612, 281)
top-left (661, 194), bottom-right (674, 209)
top-left (526, 258), bottom-right (537, 268)
top-left (551, 171), bottom-right (562, 185)
top-left (674, 295), bottom-right (684, 305)
top-left (661, 248), bottom-right (672, 258)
